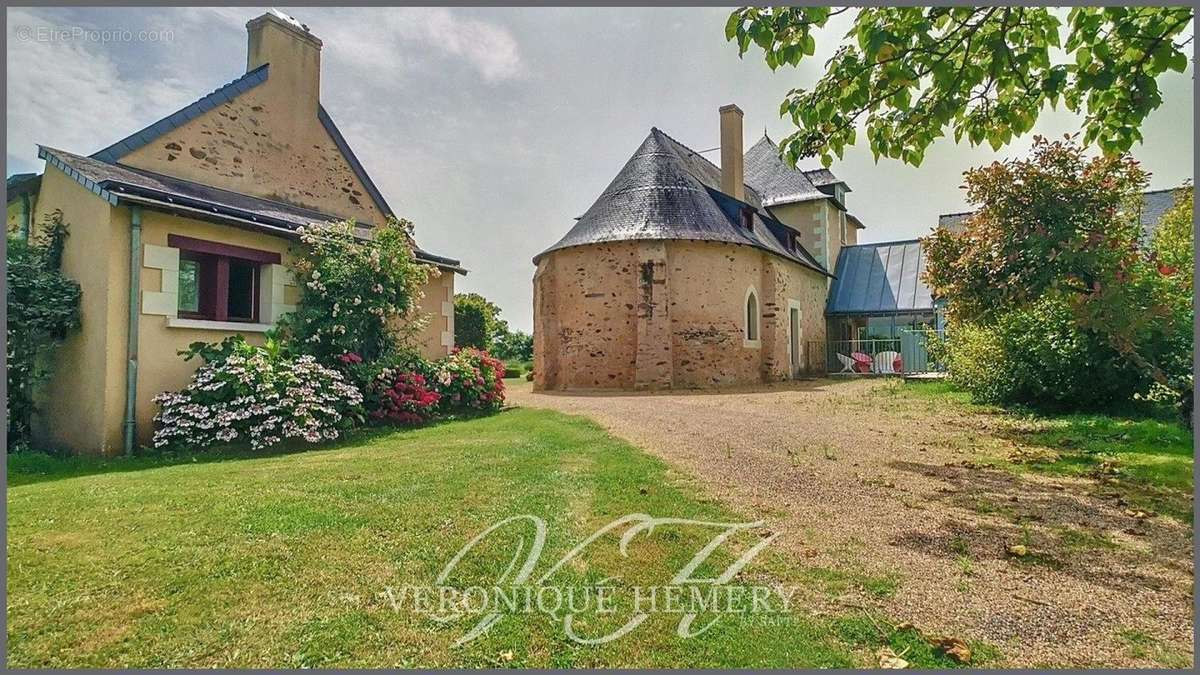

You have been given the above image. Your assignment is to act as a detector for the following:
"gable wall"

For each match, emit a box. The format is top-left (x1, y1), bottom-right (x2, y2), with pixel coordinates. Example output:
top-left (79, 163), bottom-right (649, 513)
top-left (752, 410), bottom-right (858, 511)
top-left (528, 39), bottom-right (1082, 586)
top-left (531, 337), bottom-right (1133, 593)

top-left (117, 82), bottom-right (386, 226)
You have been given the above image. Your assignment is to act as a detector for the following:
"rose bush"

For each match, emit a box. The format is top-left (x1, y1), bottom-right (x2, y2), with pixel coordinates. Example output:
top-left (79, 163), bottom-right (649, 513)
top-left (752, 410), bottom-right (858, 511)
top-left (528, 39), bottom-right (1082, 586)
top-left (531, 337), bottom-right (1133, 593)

top-left (283, 217), bottom-right (429, 362)
top-left (152, 337), bottom-right (362, 451)
top-left (434, 348), bottom-right (506, 413)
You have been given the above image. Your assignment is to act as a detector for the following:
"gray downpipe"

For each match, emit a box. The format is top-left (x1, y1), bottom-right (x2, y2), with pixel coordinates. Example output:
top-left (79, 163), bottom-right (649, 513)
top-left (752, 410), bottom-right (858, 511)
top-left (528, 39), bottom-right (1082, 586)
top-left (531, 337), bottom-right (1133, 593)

top-left (123, 205), bottom-right (142, 456)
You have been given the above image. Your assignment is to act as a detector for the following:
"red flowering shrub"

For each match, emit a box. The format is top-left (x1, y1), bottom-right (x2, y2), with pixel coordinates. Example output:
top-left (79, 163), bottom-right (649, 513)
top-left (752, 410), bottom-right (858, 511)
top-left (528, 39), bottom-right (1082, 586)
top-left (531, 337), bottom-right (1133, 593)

top-left (433, 348), bottom-right (505, 412)
top-left (368, 370), bottom-right (440, 425)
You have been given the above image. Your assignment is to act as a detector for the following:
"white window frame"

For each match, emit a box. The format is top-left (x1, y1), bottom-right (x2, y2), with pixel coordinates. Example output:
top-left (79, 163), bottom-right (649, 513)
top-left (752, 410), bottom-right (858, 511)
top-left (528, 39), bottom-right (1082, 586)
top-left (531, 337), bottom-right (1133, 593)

top-left (786, 299), bottom-right (804, 374)
top-left (743, 286), bottom-right (761, 348)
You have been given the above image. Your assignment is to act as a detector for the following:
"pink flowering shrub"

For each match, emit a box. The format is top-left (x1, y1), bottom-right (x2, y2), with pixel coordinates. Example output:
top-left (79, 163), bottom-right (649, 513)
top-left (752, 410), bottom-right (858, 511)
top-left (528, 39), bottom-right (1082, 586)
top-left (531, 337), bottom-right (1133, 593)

top-left (152, 338), bottom-right (363, 451)
top-left (368, 370), bottom-right (441, 425)
top-left (433, 348), bottom-right (506, 412)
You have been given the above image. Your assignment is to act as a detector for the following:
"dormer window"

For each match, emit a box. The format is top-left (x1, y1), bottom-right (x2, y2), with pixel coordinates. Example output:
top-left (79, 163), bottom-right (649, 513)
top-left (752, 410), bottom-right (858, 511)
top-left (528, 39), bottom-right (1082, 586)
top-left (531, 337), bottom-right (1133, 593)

top-left (740, 207), bottom-right (754, 230)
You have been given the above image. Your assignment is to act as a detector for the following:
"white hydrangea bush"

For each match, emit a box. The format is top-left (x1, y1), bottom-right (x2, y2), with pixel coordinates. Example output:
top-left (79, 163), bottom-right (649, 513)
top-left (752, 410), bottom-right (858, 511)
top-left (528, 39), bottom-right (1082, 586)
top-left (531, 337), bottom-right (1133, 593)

top-left (152, 347), bottom-right (363, 451)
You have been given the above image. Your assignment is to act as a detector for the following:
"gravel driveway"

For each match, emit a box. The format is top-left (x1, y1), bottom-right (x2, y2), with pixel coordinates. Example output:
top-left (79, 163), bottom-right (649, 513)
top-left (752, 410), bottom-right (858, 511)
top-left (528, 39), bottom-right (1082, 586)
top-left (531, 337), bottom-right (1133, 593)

top-left (507, 378), bottom-right (1194, 667)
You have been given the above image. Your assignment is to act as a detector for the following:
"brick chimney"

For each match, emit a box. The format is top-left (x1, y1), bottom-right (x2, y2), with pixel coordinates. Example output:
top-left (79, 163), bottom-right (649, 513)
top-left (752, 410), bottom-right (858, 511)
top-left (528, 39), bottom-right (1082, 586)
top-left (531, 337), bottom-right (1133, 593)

top-left (246, 10), bottom-right (323, 116)
top-left (719, 104), bottom-right (745, 202)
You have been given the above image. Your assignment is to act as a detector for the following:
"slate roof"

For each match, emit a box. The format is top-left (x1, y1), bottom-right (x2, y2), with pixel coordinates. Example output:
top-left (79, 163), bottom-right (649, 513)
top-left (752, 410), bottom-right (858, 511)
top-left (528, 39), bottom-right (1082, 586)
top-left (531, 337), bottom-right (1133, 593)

top-left (937, 188), bottom-right (1186, 241)
top-left (38, 146), bottom-right (463, 272)
top-left (826, 240), bottom-right (934, 316)
top-left (92, 64), bottom-right (270, 165)
top-left (743, 136), bottom-right (829, 206)
top-left (6, 172), bottom-right (41, 199)
top-left (1138, 188), bottom-right (1181, 242)
top-left (936, 211), bottom-right (973, 233)
top-left (802, 168), bottom-right (846, 189)
top-left (534, 128), bottom-right (828, 275)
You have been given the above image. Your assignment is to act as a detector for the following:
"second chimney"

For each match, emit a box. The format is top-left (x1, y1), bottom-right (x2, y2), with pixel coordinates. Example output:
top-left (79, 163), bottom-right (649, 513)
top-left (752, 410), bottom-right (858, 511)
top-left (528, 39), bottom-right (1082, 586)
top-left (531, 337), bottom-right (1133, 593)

top-left (719, 104), bottom-right (745, 202)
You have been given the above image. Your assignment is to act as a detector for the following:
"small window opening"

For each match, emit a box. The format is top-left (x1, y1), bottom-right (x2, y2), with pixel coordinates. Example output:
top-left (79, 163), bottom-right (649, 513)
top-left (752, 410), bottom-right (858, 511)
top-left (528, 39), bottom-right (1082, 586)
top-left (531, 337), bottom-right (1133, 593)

top-left (177, 252), bottom-right (260, 322)
top-left (745, 290), bottom-right (759, 341)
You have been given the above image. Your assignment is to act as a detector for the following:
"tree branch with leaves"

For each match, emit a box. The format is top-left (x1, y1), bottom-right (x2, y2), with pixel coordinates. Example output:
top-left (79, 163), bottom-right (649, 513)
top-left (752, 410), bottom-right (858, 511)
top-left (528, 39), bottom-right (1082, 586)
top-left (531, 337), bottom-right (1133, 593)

top-left (727, 6), bottom-right (1193, 166)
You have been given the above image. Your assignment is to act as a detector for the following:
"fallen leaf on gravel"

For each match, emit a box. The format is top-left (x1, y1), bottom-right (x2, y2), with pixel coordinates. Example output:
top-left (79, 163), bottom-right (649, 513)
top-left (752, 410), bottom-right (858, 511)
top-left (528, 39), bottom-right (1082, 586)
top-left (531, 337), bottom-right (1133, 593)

top-left (928, 635), bottom-right (971, 663)
top-left (877, 647), bottom-right (909, 669)
top-left (1123, 509), bottom-right (1149, 519)
top-left (1006, 544), bottom-right (1028, 557)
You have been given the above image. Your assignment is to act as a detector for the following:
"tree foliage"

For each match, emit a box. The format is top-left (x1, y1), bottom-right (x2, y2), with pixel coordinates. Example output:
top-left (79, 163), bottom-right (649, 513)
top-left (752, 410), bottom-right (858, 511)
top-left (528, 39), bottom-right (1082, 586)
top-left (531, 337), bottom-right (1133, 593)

top-left (282, 218), bottom-right (429, 362)
top-left (727, 6), bottom-right (1193, 166)
top-left (6, 211), bottom-right (82, 446)
top-left (453, 292), bottom-right (506, 351)
top-left (492, 329), bottom-right (533, 362)
top-left (924, 136), bottom-right (1192, 408)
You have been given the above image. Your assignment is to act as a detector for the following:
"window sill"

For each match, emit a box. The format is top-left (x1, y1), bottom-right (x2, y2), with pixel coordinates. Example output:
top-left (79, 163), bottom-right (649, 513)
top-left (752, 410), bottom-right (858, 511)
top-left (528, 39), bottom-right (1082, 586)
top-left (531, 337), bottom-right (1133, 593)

top-left (743, 338), bottom-right (761, 349)
top-left (167, 317), bottom-right (274, 333)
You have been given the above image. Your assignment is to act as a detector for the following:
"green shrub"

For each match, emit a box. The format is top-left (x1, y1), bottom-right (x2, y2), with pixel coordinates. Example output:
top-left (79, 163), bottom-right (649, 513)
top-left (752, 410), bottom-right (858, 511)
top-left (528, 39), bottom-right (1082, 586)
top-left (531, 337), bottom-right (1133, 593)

top-left (945, 296), bottom-right (1149, 410)
top-left (6, 212), bottom-right (81, 447)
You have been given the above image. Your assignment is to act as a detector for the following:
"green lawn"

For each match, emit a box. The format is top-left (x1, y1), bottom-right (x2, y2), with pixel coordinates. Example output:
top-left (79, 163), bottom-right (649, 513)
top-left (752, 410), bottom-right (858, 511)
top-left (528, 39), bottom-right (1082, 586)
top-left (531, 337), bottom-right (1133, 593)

top-left (6, 408), bottom-right (986, 668)
top-left (899, 380), bottom-right (1194, 521)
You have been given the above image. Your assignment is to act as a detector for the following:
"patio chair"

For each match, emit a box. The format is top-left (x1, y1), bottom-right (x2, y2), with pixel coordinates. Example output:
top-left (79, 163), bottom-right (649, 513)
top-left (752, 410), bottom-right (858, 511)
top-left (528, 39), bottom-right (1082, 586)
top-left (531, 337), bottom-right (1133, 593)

top-left (874, 351), bottom-right (902, 374)
top-left (836, 353), bottom-right (856, 373)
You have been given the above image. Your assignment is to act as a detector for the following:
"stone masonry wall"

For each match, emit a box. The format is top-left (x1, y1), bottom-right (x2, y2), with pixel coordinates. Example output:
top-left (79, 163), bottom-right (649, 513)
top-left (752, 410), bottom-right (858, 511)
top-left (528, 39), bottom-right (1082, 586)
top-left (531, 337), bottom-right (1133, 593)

top-left (533, 242), bottom-right (641, 389)
top-left (119, 85), bottom-right (385, 227)
top-left (533, 239), bottom-right (828, 390)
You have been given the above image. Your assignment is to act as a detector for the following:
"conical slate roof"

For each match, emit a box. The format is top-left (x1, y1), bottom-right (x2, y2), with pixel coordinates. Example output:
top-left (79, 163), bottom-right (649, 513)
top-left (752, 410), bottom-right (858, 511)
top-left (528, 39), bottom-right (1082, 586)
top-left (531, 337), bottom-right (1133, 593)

top-left (534, 128), bottom-right (827, 274)
top-left (743, 135), bottom-right (828, 207)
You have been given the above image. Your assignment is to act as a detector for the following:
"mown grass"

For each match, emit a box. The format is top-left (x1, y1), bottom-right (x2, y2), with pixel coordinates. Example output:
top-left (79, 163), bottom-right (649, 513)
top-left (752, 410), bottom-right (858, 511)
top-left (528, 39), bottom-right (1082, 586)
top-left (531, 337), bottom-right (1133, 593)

top-left (901, 380), bottom-right (1194, 522)
top-left (6, 408), bottom-right (992, 668)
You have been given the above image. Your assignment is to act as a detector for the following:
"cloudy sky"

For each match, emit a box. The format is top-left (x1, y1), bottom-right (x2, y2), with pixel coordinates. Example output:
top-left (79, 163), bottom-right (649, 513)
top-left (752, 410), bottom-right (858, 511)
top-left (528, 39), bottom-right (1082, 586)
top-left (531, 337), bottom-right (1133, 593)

top-left (7, 6), bottom-right (1194, 331)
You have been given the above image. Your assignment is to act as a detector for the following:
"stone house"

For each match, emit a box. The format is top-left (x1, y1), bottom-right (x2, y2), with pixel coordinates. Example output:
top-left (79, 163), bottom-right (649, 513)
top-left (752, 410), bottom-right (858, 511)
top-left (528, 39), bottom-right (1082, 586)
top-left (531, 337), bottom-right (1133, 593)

top-left (533, 104), bottom-right (884, 389)
top-left (7, 11), bottom-right (462, 454)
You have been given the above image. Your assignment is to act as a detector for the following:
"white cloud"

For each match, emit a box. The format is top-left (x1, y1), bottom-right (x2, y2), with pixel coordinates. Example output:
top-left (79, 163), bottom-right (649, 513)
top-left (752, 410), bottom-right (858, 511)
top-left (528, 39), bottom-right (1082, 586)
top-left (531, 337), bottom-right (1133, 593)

top-left (319, 7), bottom-right (523, 84)
top-left (5, 9), bottom-right (195, 168)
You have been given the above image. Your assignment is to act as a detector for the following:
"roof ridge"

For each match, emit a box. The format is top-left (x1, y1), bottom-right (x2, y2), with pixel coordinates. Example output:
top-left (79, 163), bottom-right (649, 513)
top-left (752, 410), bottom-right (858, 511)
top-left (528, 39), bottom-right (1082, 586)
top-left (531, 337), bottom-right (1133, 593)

top-left (650, 126), bottom-right (763, 203)
top-left (91, 64), bottom-right (269, 163)
top-left (651, 127), bottom-right (721, 173)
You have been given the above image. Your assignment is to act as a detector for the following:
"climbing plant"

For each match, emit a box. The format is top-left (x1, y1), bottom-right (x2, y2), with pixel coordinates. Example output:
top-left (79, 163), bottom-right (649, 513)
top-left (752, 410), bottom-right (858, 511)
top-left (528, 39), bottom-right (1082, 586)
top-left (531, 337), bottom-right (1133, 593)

top-left (6, 210), bottom-right (81, 447)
